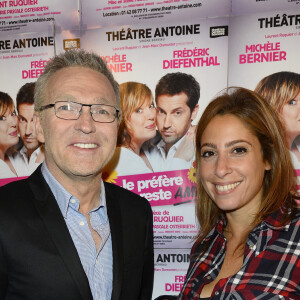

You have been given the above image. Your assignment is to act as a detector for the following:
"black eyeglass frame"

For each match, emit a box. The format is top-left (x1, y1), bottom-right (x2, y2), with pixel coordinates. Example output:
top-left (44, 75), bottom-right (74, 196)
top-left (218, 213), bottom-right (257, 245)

top-left (38, 101), bottom-right (120, 123)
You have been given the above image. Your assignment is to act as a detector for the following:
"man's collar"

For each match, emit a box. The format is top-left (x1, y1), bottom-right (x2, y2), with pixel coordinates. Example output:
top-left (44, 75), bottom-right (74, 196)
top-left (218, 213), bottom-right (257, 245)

top-left (41, 162), bottom-right (107, 219)
top-left (19, 145), bottom-right (27, 155)
top-left (20, 145), bottom-right (41, 157)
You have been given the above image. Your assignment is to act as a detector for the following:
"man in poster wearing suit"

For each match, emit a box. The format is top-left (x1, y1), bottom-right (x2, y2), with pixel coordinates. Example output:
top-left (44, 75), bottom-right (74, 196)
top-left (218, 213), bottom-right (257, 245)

top-left (10, 82), bottom-right (44, 176)
top-left (0, 49), bottom-right (154, 300)
top-left (145, 72), bottom-right (200, 172)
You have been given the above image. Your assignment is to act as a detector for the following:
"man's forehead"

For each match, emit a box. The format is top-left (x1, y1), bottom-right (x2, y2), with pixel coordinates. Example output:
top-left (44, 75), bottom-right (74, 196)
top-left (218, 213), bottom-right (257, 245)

top-left (46, 67), bottom-right (108, 88)
top-left (18, 103), bottom-right (34, 112)
top-left (45, 66), bottom-right (117, 105)
top-left (156, 93), bottom-right (189, 110)
top-left (51, 94), bottom-right (114, 105)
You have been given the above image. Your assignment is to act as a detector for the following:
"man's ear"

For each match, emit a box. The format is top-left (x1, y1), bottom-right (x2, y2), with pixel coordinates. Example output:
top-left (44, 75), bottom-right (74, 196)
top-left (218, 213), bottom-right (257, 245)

top-left (191, 104), bottom-right (199, 122)
top-left (34, 112), bottom-right (45, 143)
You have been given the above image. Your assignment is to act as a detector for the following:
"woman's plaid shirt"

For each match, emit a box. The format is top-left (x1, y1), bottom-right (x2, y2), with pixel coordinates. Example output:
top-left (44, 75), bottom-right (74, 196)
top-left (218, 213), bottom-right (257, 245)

top-left (179, 209), bottom-right (300, 300)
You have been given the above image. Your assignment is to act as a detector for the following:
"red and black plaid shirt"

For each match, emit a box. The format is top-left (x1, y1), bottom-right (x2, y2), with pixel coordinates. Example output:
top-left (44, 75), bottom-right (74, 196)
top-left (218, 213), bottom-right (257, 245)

top-left (179, 209), bottom-right (300, 299)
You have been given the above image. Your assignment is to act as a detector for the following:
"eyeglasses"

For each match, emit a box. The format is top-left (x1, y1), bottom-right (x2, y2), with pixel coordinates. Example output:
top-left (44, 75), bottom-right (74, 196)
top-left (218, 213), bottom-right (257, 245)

top-left (38, 101), bottom-right (120, 123)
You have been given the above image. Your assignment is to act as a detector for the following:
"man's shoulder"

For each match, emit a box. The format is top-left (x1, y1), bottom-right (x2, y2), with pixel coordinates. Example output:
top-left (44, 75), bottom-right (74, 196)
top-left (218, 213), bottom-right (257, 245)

top-left (0, 167), bottom-right (43, 202)
top-left (0, 177), bottom-right (34, 217)
top-left (0, 177), bottom-right (29, 194)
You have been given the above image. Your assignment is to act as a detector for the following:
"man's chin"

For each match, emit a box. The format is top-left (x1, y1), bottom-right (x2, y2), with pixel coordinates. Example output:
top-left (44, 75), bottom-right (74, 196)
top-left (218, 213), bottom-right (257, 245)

top-left (24, 144), bottom-right (40, 151)
top-left (69, 168), bottom-right (103, 180)
top-left (162, 135), bottom-right (178, 146)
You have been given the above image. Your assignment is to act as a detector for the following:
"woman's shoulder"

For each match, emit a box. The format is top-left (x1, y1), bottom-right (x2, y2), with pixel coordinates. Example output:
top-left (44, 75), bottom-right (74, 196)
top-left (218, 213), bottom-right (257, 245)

top-left (263, 207), bottom-right (300, 228)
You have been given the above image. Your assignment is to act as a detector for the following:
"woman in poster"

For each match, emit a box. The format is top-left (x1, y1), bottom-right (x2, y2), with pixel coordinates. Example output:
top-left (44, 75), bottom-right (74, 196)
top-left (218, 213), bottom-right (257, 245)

top-left (0, 92), bottom-right (19, 179)
top-left (176, 88), bottom-right (299, 299)
top-left (255, 71), bottom-right (300, 166)
top-left (103, 81), bottom-right (157, 177)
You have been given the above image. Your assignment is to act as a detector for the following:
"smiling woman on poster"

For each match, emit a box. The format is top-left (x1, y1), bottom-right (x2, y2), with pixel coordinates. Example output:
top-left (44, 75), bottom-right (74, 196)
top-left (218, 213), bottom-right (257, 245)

top-left (0, 92), bottom-right (19, 179)
top-left (103, 81), bottom-right (156, 177)
top-left (255, 71), bottom-right (300, 166)
top-left (173, 88), bottom-right (300, 299)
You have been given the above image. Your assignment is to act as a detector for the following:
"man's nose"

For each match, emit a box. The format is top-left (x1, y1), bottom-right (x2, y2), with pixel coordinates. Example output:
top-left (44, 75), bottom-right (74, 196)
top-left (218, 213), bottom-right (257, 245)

top-left (163, 114), bottom-right (172, 128)
top-left (74, 107), bottom-right (96, 134)
top-left (25, 121), bottom-right (33, 135)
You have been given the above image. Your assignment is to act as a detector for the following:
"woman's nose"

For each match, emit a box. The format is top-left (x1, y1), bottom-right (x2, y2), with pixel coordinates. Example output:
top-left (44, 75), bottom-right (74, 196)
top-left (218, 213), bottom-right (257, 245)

top-left (214, 154), bottom-right (232, 178)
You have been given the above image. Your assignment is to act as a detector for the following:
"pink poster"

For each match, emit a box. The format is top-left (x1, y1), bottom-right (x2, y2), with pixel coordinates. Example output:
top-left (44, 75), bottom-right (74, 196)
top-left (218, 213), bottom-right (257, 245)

top-left (228, 9), bottom-right (300, 192)
top-left (81, 16), bottom-right (229, 297)
top-left (0, 1), bottom-right (298, 298)
top-left (81, 0), bottom-right (230, 28)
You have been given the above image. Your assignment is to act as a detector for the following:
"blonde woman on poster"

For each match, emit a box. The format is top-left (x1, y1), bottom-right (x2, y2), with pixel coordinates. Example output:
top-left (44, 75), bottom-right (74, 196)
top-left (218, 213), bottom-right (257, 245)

top-left (255, 71), bottom-right (300, 168)
top-left (0, 92), bottom-right (19, 179)
top-left (103, 82), bottom-right (156, 177)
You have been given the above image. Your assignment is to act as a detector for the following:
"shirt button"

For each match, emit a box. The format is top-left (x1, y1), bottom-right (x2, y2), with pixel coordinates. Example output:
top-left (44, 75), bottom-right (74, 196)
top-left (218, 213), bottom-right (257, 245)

top-left (79, 221), bottom-right (85, 226)
top-left (70, 199), bottom-right (76, 204)
top-left (249, 245), bottom-right (256, 250)
top-left (215, 291), bottom-right (219, 296)
top-left (206, 275), bottom-right (211, 280)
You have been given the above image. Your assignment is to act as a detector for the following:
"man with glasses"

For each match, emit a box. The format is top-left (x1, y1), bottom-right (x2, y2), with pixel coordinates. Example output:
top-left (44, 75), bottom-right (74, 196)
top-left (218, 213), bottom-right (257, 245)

top-left (0, 50), bottom-right (154, 300)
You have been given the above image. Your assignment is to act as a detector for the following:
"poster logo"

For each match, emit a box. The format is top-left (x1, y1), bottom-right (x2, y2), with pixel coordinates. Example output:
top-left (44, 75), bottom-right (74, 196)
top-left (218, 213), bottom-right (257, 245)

top-left (210, 26), bottom-right (228, 38)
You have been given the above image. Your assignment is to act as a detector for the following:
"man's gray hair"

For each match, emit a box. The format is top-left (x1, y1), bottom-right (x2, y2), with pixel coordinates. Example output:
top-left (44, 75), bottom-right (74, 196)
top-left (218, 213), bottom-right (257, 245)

top-left (34, 49), bottom-right (120, 112)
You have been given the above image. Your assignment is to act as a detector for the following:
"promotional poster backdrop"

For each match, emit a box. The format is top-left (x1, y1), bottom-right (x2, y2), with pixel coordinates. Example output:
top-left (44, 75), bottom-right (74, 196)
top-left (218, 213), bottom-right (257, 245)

top-left (0, 0), bottom-right (78, 35)
top-left (0, 31), bottom-right (55, 100)
top-left (231, 0), bottom-right (300, 16)
top-left (228, 9), bottom-right (300, 193)
top-left (0, 1), bottom-right (299, 299)
top-left (228, 9), bottom-right (300, 88)
top-left (81, 0), bottom-right (231, 28)
top-left (80, 16), bottom-right (228, 297)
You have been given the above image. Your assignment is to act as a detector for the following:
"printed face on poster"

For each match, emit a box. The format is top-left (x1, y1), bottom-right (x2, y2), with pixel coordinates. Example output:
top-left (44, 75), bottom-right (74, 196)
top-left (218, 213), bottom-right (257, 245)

top-left (80, 16), bottom-right (228, 298)
top-left (228, 9), bottom-right (300, 193)
top-left (1, 1), bottom-right (298, 298)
